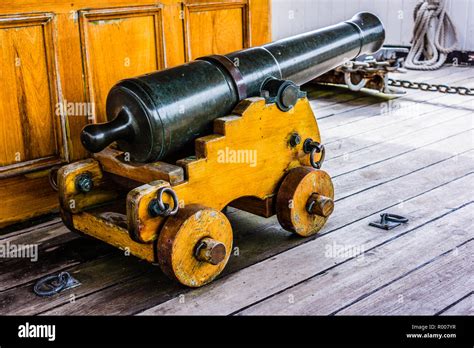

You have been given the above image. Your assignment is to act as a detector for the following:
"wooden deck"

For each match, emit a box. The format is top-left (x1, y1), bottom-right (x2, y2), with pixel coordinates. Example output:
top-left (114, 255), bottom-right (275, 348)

top-left (1, 66), bottom-right (473, 315)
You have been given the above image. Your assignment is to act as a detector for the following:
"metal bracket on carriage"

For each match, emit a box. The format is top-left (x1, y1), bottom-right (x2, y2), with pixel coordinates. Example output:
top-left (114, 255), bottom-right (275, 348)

top-left (126, 180), bottom-right (176, 243)
top-left (57, 159), bottom-right (120, 214)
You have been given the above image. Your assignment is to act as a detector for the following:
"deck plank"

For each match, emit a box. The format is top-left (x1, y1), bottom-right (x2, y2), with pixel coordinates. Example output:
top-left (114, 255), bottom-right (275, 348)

top-left (323, 95), bottom-right (473, 162)
top-left (321, 77), bottom-right (474, 145)
top-left (440, 293), bottom-right (474, 315)
top-left (0, 255), bottom-right (152, 315)
top-left (335, 242), bottom-right (473, 315)
top-left (327, 113), bottom-right (473, 177)
top-left (0, 218), bottom-right (63, 241)
top-left (0, 225), bottom-right (114, 293)
top-left (332, 130), bottom-right (473, 200)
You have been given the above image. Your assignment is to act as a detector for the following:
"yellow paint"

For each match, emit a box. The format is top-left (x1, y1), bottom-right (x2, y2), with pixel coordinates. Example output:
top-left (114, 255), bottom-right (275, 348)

top-left (57, 97), bottom-right (332, 287)
top-left (133, 97), bottom-right (323, 242)
top-left (127, 180), bottom-right (171, 243)
top-left (157, 206), bottom-right (233, 287)
top-left (73, 212), bottom-right (155, 262)
top-left (58, 158), bottom-right (118, 213)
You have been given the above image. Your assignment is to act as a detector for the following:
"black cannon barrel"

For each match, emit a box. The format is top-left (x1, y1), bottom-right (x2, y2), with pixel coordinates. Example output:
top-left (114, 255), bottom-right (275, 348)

top-left (81, 12), bottom-right (385, 162)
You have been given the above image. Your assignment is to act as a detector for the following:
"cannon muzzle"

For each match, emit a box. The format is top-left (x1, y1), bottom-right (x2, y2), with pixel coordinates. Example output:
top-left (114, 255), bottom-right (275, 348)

top-left (81, 12), bottom-right (385, 162)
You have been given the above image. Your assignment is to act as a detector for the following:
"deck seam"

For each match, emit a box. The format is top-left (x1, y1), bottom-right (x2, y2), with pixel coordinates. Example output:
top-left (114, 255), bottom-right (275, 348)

top-left (336, 148), bottom-right (473, 202)
top-left (332, 128), bottom-right (473, 179)
top-left (434, 291), bottom-right (474, 315)
top-left (327, 109), bottom-right (473, 161)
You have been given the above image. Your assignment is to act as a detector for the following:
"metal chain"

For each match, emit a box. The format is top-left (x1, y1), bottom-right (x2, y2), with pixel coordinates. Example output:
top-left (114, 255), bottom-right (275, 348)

top-left (388, 78), bottom-right (474, 95)
top-left (337, 58), bottom-right (474, 96)
top-left (333, 58), bottom-right (405, 94)
top-left (340, 58), bottom-right (401, 74)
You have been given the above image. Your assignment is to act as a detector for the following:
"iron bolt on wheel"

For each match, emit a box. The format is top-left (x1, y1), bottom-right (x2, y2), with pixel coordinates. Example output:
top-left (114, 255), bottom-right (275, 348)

top-left (156, 205), bottom-right (233, 287)
top-left (276, 166), bottom-right (334, 237)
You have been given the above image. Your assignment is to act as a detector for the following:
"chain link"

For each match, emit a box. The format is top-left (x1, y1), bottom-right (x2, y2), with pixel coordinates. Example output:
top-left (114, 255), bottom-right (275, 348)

top-left (336, 58), bottom-right (474, 96)
top-left (388, 78), bottom-right (474, 96)
top-left (340, 58), bottom-right (401, 74)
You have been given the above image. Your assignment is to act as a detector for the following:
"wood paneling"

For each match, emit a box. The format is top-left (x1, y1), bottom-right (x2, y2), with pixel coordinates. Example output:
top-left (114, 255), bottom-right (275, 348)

top-left (79, 6), bottom-right (166, 123)
top-left (249, 0), bottom-right (271, 46)
top-left (0, 13), bottom-right (64, 173)
top-left (184, 0), bottom-right (250, 60)
top-left (0, 172), bottom-right (59, 228)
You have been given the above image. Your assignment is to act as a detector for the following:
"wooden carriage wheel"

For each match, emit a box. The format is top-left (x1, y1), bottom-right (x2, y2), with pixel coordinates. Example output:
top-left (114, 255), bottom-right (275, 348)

top-left (276, 166), bottom-right (334, 237)
top-left (156, 205), bottom-right (233, 287)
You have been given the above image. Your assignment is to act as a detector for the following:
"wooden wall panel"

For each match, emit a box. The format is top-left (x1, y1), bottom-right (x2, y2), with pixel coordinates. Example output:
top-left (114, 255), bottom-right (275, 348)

top-left (0, 13), bottom-right (64, 173)
top-left (80, 6), bottom-right (166, 124)
top-left (249, 0), bottom-right (271, 46)
top-left (184, 1), bottom-right (250, 60)
top-left (0, 174), bottom-right (59, 228)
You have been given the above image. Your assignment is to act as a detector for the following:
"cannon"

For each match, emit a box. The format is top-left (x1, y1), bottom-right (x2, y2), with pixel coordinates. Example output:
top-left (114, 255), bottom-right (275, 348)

top-left (81, 12), bottom-right (385, 162)
top-left (58, 13), bottom-right (385, 287)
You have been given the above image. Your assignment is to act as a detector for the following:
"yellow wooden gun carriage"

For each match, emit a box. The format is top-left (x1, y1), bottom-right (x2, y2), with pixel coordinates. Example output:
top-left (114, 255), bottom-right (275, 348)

top-left (58, 97), bottom-right (334, 287)
top-left (57, 12), bottom-right (384, 287)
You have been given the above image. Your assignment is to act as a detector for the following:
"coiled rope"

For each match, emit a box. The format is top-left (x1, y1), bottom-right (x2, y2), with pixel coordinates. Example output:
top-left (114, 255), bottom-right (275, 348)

top-left (405, 0), bottom-right (458, 70)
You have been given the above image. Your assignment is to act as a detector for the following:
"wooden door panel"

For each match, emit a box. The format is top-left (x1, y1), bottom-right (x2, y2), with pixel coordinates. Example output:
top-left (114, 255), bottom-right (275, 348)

top-left (184, 1), bottom-right (250, 60)
top-left (0, 13), bottom-right (63, 171)
top-left (79, 6), bottom-right (166, 124)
